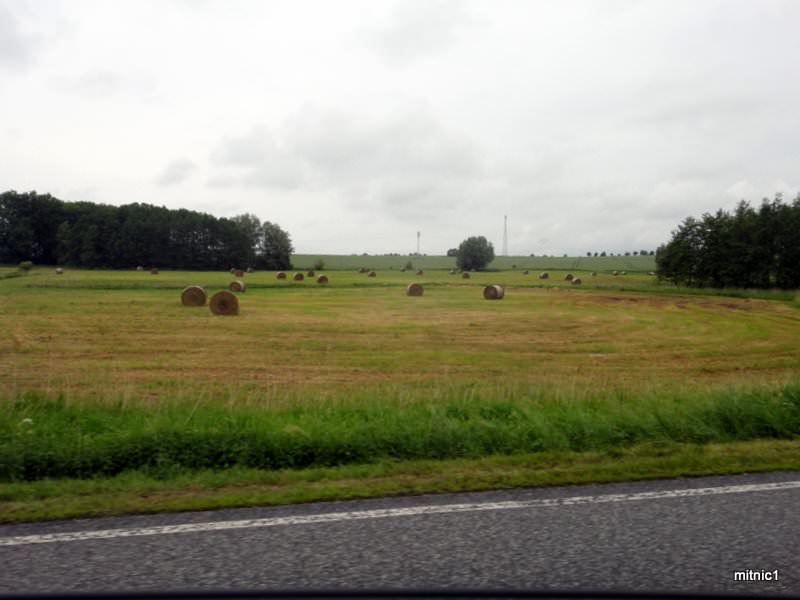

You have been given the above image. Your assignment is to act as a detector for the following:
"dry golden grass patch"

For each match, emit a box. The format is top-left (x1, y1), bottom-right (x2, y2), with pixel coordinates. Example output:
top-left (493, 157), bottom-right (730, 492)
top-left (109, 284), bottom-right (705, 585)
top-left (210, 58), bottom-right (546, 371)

top-left (1, 279), bottom-right (799, 403)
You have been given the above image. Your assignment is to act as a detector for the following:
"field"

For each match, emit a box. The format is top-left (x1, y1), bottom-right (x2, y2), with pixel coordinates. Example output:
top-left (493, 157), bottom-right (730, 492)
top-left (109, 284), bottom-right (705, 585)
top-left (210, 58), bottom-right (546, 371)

top-left (291, 253), bottom-right (657, 272)
top-left (1, 262), bottom-right (799, 521)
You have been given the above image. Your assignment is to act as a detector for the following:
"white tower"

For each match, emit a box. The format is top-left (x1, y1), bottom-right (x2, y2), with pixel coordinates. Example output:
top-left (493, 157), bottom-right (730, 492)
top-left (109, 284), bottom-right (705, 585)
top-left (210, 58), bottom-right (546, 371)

top-left (502, 215), bottom-right (508, 257)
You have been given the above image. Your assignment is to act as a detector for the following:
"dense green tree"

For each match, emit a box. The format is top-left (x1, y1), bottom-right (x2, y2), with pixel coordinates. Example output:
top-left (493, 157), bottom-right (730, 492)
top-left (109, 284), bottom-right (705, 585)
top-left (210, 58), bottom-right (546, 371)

top-left (656, 194), bottom-right (800, 289)
top-left (0, 190), bottom-right (291, 270)
top-left (256, 221), bottom-right (293, 270)
top-left (455, 236), bottom-right (495, 271)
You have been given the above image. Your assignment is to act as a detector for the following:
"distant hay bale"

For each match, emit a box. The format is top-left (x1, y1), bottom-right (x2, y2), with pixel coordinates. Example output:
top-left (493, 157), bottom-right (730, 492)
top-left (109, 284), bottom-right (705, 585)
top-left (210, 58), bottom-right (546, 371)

top-left (359, 267), bottom-right (368, 273)
top-left (649, 271), bottom-right (656, 276)
top-left (276, 271), bottom-right (287, 279)
top-left (368, 271), bottom-right (377, 277)
top-left (307, 269), bottom-right (315, 277)
top-left (564, 273), bottom-right (574, 281)
top-left (450, 269), bottom-right (457, 275)
top-left (400, 268), bottom-right (406, 273)
top-left (539, 272), bottom-right (549, 279)
top-left (181, 285), bottom-right (207, 306)
top-left (416, 269), bottom-right (424, 276)
top-left (483, 284), bottom-right (505, 300)
top-left (406, 282), bottom-right (424, 296)
top-left (571, 277), bottom-right (582, 285)
top-left (234, 269), bottom-right (245, 278)
top-left (612, 270), bottom-right (619, 276)
top-left (462, 272), bottom-right (471, 279)
top-left (591, 272), bottom-right (597, 276)
top-left (209, 290), bottom-right (239, 316)
top-left (317, 275), bottom-right (329, 284)
top-left (247, 267), bottom-right (253, 273)
top-left (55, 268), bottom-right (63, 275)
top-left (229, 268), bottom-right (236, 274)
top-left (136, 266), bottom-right (144, 271)
top-left (621, 271), bottom-right (627, 275)
top-left (151, 268), bottom-right (159, 275)
top-left (293, 272), bottom-right (304, 281)
top-left (523, 270), bottom-right (529, 275)
top-left (229, 280), bottom-right (246, 292)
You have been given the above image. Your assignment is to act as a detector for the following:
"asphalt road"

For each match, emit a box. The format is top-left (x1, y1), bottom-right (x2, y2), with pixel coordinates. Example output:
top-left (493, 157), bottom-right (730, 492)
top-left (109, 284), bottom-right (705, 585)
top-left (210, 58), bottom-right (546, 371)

top-left (1, 471), bottom-right (799, 594)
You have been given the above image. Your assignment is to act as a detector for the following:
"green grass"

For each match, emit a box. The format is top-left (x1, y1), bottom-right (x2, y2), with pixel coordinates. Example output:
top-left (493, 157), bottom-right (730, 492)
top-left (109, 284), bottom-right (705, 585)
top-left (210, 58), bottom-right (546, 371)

top-left (2, 438), bottom-right (799, 523)
top-left (2, 383), bottom-right (800, 481)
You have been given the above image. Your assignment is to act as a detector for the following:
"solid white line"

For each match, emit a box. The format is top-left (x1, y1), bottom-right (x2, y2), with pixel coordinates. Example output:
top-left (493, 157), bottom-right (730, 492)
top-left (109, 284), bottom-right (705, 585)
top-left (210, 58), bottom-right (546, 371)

top-left (2, 480), bottom-right (799, 547)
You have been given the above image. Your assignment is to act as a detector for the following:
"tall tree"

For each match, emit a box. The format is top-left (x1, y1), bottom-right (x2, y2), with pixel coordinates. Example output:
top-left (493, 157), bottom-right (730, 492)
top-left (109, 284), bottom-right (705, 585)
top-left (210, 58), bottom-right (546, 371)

top-left (257, 221), bottom-right (293, 270)
top-left (455, 236), bottom-right (495, 271)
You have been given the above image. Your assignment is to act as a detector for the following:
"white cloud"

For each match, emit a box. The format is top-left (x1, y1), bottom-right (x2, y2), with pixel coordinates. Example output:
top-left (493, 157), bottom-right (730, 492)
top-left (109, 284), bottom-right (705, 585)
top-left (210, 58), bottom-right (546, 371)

top-left (357, 0), bottom-right (480, 67)
top-left (155, 158), bottom-right (197, 186)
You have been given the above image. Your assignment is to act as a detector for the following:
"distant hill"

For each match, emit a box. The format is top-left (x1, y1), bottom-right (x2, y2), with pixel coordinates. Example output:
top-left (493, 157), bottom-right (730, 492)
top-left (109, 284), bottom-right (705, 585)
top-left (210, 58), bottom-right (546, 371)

top-left (291, 254), bottom-right (656, 272)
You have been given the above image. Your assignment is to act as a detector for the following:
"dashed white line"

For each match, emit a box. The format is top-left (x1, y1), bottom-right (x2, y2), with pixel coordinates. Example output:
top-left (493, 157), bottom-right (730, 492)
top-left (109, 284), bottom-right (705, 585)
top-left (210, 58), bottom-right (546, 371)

top-left (2, 480), bottom-right (799, 547)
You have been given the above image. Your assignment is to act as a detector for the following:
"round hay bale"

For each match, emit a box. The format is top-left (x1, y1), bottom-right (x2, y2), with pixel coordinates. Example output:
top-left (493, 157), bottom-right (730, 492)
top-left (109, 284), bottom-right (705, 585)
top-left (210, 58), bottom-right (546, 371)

top-left (307, 269), bottom-right (315, 277)
top-left (229, 280), bottom-right (246, 292)
top-left (136, 266), bottom-right (144, 271)
top-left (181, 285), bottom-right (207, 306)
top-left (523, 270), bottom-right (529, 275)
top-left (229, 268), bottom-right (236, 274)
top-left (483, 284), bottom-right (505, 300)
top-left (55, 267), bottom-right (63, 275)
top-left (449, 269), bottom-right (457, 275)
top-left (462, 272), bottom-right (471, 279)
top-left (591, 272), bottom-right (597, 276)
top-left (564, 273), bottom-right (574, 281)
top-left (621, 271), bottom-right (627, 275)
top-left (416, 269), bottom-right (424, 276)
top-left (649, 271), bottom-right (656, 276)
top-left (276, 271), bottom-right (287, 280)
top-left (151, 268), bottom-right (159, 275)
top-left (234, 269), bottom-right (245, 278)
top-left (406, 282), bottom-right (424, 296)
top-left (209, 290), bottom-right (239, 316)
top-left (399, 268), bottom-right (406, 273)
top-left (317, 275), bottom-right (329, 284)
top-left (247, 267), bottom-right (253, 273)
top-left (571, 277), bottom-right (582, 285)
top-left (539, 272), bottom-right (549, 279)
top-left (612, 270), bottom-right (619, 276)
top-left (293, 272), bottom-right (304, 281)
top-left (368, 271), bottom-right (377, 277)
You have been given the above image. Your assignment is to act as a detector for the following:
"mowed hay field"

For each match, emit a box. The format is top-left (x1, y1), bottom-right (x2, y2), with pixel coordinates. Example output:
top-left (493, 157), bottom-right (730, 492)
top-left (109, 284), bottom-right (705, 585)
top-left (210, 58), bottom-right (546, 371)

top-left (1, 266), bottom-right (800, 521)
top-left (2, 268), bottom-right (799, 398)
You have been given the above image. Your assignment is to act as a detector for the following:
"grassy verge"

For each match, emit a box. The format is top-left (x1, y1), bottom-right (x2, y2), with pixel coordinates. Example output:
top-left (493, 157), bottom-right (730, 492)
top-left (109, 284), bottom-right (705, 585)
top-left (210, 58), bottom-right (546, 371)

top-left (3, 383), bottom-right (800, 481)
top-left (1, 438), bottom-right (798, 523)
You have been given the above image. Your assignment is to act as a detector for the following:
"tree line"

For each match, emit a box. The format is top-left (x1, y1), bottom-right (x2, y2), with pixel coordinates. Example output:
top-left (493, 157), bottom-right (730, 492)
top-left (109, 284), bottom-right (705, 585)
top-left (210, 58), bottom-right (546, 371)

top-left (0, 190), bottom-right (293, 270)
top-left (656, 194), bottom-right (800, 289)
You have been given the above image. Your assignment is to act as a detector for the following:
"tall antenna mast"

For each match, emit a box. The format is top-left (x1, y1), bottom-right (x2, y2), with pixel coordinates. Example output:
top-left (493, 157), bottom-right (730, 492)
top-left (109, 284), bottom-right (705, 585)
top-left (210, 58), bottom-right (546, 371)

top-left (417, 231), bottom-right (421, 255)
top-left (502, 215), bottom-right (508, 257)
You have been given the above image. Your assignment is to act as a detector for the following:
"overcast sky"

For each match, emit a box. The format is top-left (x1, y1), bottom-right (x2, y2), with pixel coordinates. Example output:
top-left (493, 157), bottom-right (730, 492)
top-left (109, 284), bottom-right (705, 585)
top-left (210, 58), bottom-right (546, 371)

top-left (2, 0), bottom-right (799, 255)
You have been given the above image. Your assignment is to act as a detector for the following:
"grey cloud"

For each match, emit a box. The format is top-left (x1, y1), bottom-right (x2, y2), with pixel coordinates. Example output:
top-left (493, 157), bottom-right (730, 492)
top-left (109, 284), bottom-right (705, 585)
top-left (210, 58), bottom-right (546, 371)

top-left (357, 0), bottom-right (479, 67)
top-left (0, 2), bottom-right (39, 70)
top-left (155, 159), bottom-right (197, 186)
top-left (208, 106), bottom-right (485, 219)
top-left (210, 126), bottom-right (276, 168)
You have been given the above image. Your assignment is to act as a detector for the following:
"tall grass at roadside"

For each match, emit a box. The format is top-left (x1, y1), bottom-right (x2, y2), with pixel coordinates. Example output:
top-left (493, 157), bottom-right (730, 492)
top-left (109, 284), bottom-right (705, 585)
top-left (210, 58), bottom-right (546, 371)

top-left (2, 383), bottom-right (799, 482)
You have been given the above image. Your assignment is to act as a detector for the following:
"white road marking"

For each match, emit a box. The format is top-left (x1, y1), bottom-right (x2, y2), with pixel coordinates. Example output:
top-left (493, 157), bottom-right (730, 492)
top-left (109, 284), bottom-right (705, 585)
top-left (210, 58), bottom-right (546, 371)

top-left (2, 480), bottom-right (799, 547)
